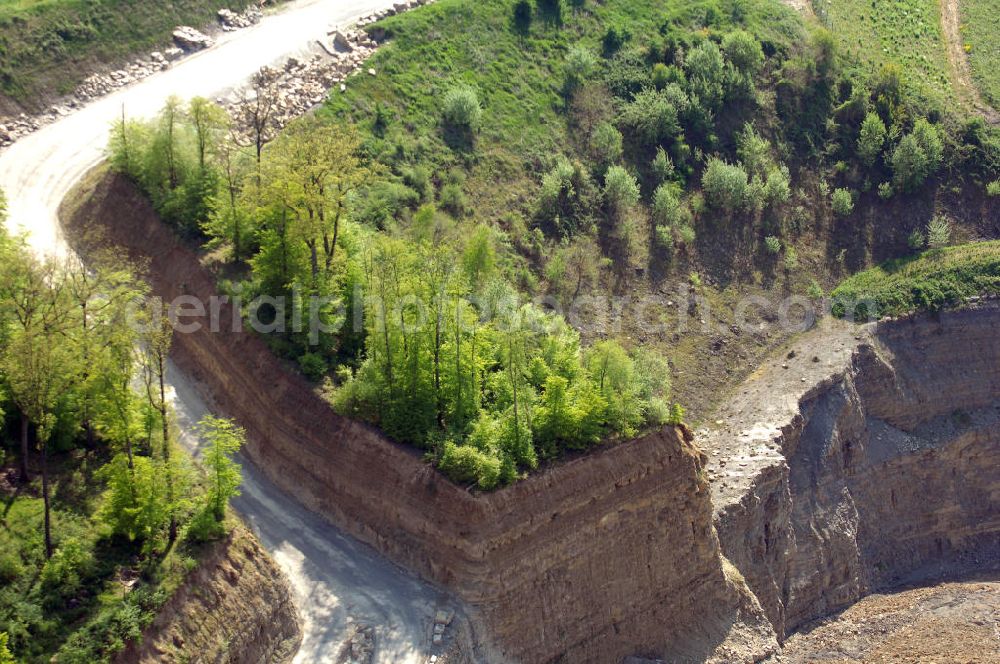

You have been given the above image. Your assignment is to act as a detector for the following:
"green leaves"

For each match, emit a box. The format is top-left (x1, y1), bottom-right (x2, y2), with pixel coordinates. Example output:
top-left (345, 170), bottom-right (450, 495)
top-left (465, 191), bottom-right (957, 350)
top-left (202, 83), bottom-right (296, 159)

top-left (196, 416), bottom-right (245, 522)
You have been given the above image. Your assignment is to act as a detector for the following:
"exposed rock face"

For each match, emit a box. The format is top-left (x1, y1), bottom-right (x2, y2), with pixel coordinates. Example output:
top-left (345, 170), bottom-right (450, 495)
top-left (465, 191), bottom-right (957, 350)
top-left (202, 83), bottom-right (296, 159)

top-left (115, 526), bottom-right (301, 663)
top-left (708, 306), bottom-right (1000, 639)
top-left (64, 170), bottom-right (775, 664)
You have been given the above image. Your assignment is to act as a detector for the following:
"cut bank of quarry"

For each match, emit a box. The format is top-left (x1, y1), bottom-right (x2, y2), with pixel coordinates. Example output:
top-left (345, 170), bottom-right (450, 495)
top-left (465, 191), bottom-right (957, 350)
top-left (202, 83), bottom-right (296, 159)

top-left (0, 0), bottom-right (997, 661)
top-left (64, 166), bottom-right (1000, 662)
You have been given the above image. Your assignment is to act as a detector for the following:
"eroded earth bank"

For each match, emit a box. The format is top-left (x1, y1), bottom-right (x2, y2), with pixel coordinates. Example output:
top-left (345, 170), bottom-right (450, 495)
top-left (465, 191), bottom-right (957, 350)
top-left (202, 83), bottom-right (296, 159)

top-left (65, 170), bottom-right (999, 662)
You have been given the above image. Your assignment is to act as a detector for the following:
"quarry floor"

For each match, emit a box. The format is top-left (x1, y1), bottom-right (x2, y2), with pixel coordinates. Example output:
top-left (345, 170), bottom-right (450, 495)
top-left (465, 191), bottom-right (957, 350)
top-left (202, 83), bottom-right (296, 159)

top-left (772, 575), bottom-right (1000, 663)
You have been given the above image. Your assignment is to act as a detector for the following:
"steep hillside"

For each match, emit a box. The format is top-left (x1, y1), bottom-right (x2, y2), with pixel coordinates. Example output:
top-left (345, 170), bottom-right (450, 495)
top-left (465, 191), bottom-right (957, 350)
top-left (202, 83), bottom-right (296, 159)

top-left (114, 525), bottom-right (300, 664)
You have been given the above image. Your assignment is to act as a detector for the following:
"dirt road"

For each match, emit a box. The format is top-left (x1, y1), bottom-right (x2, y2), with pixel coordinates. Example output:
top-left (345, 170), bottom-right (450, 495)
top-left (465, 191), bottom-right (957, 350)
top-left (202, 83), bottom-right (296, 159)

top-left (0, 1), bottom-right (452, 662)
top-left (940, 0), bottom-right (1000, 124)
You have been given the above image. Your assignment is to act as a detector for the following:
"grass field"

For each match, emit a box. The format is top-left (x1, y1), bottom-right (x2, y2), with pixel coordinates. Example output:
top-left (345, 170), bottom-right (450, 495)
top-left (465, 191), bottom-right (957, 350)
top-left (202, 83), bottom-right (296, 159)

top-left (832, 240), bottom-right (1000, 317)
top-left (811, 0), bottom-right (954, 109)
top-left (961, 0), bottom-right (1000, 108)
top-left (0, 0), bottom-right (253, 109)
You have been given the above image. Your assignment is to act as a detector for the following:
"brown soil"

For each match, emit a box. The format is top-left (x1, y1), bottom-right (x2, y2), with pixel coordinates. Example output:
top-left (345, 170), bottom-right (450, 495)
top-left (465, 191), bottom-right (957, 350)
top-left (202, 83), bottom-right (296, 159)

top-left (771, 575), bottom-right (1000, 663)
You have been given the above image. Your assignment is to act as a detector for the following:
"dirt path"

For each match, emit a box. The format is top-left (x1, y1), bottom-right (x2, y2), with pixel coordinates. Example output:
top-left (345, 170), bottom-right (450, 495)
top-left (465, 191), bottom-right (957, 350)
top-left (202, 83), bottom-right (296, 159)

top-left (940, 0), bottom-right (1000, 124)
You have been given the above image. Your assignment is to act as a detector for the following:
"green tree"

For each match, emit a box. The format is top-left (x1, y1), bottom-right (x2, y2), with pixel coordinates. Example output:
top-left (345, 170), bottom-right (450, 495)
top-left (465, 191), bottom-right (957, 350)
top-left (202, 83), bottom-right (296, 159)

top-left (858, 112), bottom-right (887, 167)
top-left (831, 188), bottom-right (854, 217)
top-left (723, 30), bottom-right (764, 76)
top-left (891, 118), bottom-right (943, 192)
top-left (589, 122), bottom-right (623, 167)
top-left (619, 88), bottom-right (680, 144)
top-left (685, 40), bottom-right (726, 112)
top-left (603, 165), bottom-right (640, 218)
top-left (196, 416), bottom-right (245, 522)
top-left (702, 158), bottom-right (748, 212)
top-left (1, 256), bottom-right (79, 558)
top-left (262, 117), bottom-right (370, 291)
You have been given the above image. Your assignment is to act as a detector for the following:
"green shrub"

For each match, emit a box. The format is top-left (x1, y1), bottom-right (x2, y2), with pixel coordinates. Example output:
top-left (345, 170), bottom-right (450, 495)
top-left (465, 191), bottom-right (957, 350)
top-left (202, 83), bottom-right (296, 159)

top-left (590, 122), bottom-right (623, 166)
top-left (678, 224), bottom-right (696, 246)
top-left (438, 441), bottom-right (502, 489)
top-left (40, 539), bottom-right (94, 605)
top-left (618, 88), bottom-right (681, 144)
top-left (764, 235), bottom-right (781, 254)
top-left (603, 166), bottom-right (640, 215)
top-left (442, 85), bottom-right (483, 131)
top-left (987, 180), bottom-right (1000, 197)
top-left (926, 215), bottom-right (952, 249)
top-left (831, 187), bottom-right (854, 216)
top-left (297, 352), bottom-right (328, 381)
top-left (652, 184), bottom-right (682, 227)
top-left (908, 228), bottom-right (926, 250)
top-left (439, 182), bottom-right (469, 216)
top-left (702, 158), bottom-right (748, 211)
top-left (565, 46), bottom-right (597, 93)
top-left (602, 25), bottom-right (631, 56)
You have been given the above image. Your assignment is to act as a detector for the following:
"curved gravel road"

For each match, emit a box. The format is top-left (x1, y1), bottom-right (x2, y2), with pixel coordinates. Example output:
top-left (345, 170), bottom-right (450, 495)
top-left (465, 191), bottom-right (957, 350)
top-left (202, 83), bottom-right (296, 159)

top-left (0, 2), bottom-right (450, 662)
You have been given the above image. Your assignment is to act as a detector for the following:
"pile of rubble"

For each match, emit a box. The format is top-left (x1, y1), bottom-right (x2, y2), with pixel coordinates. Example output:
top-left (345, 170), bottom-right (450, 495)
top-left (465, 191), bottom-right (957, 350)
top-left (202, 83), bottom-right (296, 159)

top-left (338, 624), bottom-right (375, 664)
top-left (218, 7), bottom-right (263, 31)
top-left (224, 2), bottom-right (437, 135)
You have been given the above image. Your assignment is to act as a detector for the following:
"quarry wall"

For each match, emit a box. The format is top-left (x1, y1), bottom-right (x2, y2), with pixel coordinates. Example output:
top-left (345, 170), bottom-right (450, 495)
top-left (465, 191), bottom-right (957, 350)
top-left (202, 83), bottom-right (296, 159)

top-left (711, 304), bottom-right (1000, 638)
top-left (65, 169), bottom-right (774, 664)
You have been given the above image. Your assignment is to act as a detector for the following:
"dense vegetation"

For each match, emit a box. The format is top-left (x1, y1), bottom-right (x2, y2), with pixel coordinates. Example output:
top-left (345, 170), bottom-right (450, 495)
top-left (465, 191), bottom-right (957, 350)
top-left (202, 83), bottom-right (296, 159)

top-left (0, 195), bottom-right (246, 662)
top-left (832, 240), bottom-right (1000, 317)
top-left (0, 0), bottom-right (257, 107)
top-left (108, 0), bottom-right (1000, 487)
top-left (961, 0), bottom-right (1000, 108)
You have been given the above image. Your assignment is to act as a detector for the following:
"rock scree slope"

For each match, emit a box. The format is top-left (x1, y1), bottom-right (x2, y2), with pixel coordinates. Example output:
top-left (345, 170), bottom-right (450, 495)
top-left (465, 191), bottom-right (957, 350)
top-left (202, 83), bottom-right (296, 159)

top-left (64, 169), bottom-right (779, 664)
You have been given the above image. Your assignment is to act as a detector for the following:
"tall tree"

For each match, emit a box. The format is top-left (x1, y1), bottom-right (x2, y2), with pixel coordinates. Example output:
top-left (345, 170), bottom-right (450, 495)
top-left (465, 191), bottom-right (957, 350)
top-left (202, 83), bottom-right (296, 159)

top-left (262, 117), bottom-right (370, 291)
top-left (1, 256), bottom-right (79, 558)
top-left (140, 299), bottom-right (178, 541)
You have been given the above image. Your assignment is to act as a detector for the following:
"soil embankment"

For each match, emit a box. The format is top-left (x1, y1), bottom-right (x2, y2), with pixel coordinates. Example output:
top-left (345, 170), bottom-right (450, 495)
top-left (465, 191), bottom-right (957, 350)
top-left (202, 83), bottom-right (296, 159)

top-left (64, 168), bottom-right (776, 663)
top-left (115, 525), bottom-right (301, 663)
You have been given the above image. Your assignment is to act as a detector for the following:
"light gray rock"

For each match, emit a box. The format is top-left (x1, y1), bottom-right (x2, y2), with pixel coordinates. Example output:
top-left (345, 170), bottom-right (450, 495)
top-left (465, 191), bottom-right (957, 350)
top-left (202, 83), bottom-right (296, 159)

top-left (172, 26), bottom-right (214, 52)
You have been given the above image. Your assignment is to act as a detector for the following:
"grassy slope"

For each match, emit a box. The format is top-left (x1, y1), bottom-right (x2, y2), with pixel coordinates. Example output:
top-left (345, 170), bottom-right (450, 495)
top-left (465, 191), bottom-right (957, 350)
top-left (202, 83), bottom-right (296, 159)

top-left (324, 0), bottom-right (802, 224)
top-left (0, 0), bottom-right (253, 109)
top-left (832, 240), bottom-right (1000, 316)
top-left (961, 0), bottom-right (1000, 108)
top-left (322, 0), bottom-right (810, 421)
top-left (812, 0), bottom-right (954, 108)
